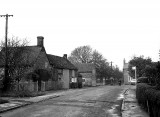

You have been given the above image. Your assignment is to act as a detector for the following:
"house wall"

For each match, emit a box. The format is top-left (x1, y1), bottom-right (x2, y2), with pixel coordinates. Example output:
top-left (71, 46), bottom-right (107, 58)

top-left (80, 73), bottom-right (92, 86)
top-left (34, 49), bottom-right (51, 71)
top-left (62, 69), bottom-right (69, 89)
top-left (72, 70), bottom-right (75, 77)
top-left (92, 69), bottom-right (96, 86)
top-left (123, 69), bottom-right (130, 84)
top-left (82, 77), bottom-right (92, 86)
top-left (80, 68), bottom-right (97, 87)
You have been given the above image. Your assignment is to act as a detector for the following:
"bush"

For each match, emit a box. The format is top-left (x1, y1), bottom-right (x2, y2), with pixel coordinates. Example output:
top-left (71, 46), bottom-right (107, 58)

top-left (136, 83), bottom-right (153, 111)
top-left (136, 83), bottom-right (160, 117)
top-left (144, 88), bottom-right (160, 117)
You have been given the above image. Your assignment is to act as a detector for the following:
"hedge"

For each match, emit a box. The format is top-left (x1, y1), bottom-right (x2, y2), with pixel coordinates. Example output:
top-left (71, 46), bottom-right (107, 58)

top-left (136, 83), bottom-right (160, 117)
top-left (136, 83), bottom-right (153, 111)
top-left (145, 88), bottom-right (160, 117)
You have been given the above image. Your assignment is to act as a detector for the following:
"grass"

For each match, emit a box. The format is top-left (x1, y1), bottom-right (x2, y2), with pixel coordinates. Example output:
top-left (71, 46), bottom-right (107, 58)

top-left (1, 90), bottom-right (46, 98)
top-left (0, 99), bottom-right (9, 104)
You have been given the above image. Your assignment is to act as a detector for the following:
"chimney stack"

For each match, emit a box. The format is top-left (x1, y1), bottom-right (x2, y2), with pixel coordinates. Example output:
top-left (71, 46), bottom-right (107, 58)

top-left (37, 36), bottom-right (44, 47)
top-left (63, 54), bottom-right (67, 59)
top-left (123, 58), bottom-right (126, 64)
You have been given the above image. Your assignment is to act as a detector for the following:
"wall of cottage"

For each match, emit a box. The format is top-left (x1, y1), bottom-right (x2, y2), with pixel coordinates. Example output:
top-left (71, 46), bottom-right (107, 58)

top-left (91, 69), bottom-right (97, 86)
top-left (18, 49), bottom-right (58, 92)
top-left (62, 69), bottom-right (69, 89)
top-left (34, 49), bottom-right (51, 71)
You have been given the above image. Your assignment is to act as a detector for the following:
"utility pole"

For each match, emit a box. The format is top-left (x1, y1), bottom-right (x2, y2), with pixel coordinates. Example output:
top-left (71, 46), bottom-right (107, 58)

top-left (159, 49), bottom-right (160, 61)
top-left (0, 14), bottom-right (13, 90)
top-left (109, 61), bottom-right (114, 85)
top-left (110, 61), bottom-right (113, 74)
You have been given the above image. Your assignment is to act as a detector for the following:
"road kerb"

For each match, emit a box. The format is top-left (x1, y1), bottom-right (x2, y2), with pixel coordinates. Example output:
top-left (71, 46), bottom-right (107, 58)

top-left (121, 88), bottom-right (129, 111)
top-left (0, 95), bottom-right (60, 113)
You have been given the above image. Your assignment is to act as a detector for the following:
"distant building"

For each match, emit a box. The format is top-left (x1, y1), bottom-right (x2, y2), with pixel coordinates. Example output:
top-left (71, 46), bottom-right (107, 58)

top-left (74, 63), bottom-right (96, 86)
top-left (47, 54), bottom-right (77, 89)
top-left (123, 59), bottom-right (132, 85)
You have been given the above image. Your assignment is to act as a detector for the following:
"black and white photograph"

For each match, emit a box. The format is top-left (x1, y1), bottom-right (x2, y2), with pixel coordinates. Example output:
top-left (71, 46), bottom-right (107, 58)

top-left (0, 0), bottom-right (160, 117)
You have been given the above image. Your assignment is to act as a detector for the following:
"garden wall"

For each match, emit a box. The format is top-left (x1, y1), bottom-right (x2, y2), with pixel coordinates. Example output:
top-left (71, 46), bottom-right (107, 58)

top-left (13, 80), bottom-right (61, 92)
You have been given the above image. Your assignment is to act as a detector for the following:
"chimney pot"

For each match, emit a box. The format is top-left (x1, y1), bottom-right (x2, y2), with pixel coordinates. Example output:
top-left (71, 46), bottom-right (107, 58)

top-left (63, 54), bottom-right (67, 59)
top-left (37, 36), bottom-right (44, 47)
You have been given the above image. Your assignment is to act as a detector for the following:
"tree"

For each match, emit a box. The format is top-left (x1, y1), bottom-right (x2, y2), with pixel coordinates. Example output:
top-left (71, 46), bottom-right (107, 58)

top-left (92, 50), bottom-right (111, 80)
top-left (68, 45), bottom-right (93, 63)
top-left (128, 56), bottom-right (152, 78)
top-left (0, 37), bottom-right (29, 91)
top-left (112, 67), bottom-right (123, 81)
top-left (68, 46), bottom-right (113, 82)
top-left (144, 63), bottom-right (157, 85)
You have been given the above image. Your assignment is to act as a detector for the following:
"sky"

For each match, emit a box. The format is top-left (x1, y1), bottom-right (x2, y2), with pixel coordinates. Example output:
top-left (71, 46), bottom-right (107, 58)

top-left (0, 0), bottom-right (160, 70)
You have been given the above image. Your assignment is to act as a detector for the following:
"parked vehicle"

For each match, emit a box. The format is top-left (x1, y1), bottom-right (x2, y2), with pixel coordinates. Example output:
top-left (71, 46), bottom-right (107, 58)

top-left (130, 79), bottom-right (136, 85)
top-left (137, 77), bottom-right (148, 83)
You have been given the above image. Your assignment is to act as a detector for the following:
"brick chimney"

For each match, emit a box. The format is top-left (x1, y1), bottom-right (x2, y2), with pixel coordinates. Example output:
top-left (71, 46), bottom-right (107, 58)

top-left (123, 58), bottom-right (126, 64)
top-left (63, 54), bottom-right (67, 59)
top-left (37, 36), bottom-right (44, 47)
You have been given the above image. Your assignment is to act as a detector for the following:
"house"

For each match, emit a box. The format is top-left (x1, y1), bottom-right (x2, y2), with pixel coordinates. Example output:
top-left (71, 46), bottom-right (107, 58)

top-left (0, 36), bottom-right (52, 91)
top-left (47, 54), bottom-right (78, 89)
top-left (74, 63), bottom-right (96, 86)
top-left (0, 36), bottom-right (77, 91)
top-left (123, 59), bottom-right (132, 85)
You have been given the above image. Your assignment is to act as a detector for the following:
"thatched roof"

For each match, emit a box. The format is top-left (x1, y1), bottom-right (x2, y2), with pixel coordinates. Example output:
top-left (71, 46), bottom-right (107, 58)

top-left (47, 54), bottom-right (77, 70)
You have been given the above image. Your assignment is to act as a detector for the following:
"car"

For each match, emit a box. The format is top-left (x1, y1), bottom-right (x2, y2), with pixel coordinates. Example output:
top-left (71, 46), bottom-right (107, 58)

top-left (137, 77), bottom-right (148, 83)
top-left (130, 79), bottom-right (137, 85)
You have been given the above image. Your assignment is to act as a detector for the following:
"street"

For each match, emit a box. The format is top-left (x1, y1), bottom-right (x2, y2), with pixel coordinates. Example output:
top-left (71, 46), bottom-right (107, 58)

top-left (0, 85), bottom-right (127, 117)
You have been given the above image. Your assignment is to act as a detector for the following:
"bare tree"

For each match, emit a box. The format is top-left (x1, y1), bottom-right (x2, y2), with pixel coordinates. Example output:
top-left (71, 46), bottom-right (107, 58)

top-left (0, 36), bottom-right (29, 91)
top-left (68, 45), bottom-right (93, 63)
top-left (68, 46), bottom-right (113, 81)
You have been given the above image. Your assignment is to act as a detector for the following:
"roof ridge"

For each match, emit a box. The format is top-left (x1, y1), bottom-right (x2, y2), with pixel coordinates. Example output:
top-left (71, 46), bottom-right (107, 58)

top-left (47, 54), bottom-right (64, 58)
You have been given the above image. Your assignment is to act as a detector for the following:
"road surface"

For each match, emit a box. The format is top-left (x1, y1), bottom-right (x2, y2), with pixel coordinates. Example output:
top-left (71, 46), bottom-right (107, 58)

top-left (1, 85), bottom-right (127, 117)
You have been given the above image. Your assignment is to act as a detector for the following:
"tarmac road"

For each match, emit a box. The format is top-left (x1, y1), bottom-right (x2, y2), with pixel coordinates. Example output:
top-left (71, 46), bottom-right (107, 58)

top-left (0, 85), bottom-right (127, 117)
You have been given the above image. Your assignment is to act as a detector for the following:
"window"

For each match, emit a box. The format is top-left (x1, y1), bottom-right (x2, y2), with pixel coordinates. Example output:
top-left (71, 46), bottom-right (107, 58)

top-left (58, 69), bottom-right (63, 74)
top-left (82, 78), bottom-right (85, 82)
top-left (45, 62), bottom-right (48, 68)
top-left (58, 69), bottom-right (63, 81)
top-left (71, 77), bottom-right (77, 83)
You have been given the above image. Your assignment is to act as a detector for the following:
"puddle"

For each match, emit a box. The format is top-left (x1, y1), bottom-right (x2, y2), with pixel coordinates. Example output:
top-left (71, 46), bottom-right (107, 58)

top-left (106, 104), bottom-right (120, 117)
top-left (117, 93), bottom-right (124, 100)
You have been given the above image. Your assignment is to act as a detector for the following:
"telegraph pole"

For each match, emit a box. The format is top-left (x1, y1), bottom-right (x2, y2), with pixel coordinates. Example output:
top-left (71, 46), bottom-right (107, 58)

top-left (110, 61), bottom-right (114, 74)
top-left (159, 49), bottom-right (160, 61)
top-left (0, 14), bottom-right (13, 90)
top-left (109, 61), bottom-right (114, 85)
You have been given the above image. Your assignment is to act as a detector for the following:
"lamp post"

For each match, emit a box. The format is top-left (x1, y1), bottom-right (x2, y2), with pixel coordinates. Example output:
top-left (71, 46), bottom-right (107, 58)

top-left (132, 66), bottom-right (137, 81)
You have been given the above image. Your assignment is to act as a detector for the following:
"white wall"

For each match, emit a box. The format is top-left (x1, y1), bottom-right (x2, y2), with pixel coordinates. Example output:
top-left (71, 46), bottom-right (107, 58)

top-left (62, 69), bottom-right (69, 89)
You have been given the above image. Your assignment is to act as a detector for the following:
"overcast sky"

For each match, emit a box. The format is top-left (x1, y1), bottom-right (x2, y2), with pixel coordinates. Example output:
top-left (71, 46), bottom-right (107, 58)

top-left (0, 0), bottom-right (160, 70)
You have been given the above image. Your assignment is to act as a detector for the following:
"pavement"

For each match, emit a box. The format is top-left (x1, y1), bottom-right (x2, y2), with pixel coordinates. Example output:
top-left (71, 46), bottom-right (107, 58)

top-left (0, 85), bottom-right (150, 117)
top-left (0, 88), bottom-right (83, 113)
top-left (121, 85), bottom-right (149, 117)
